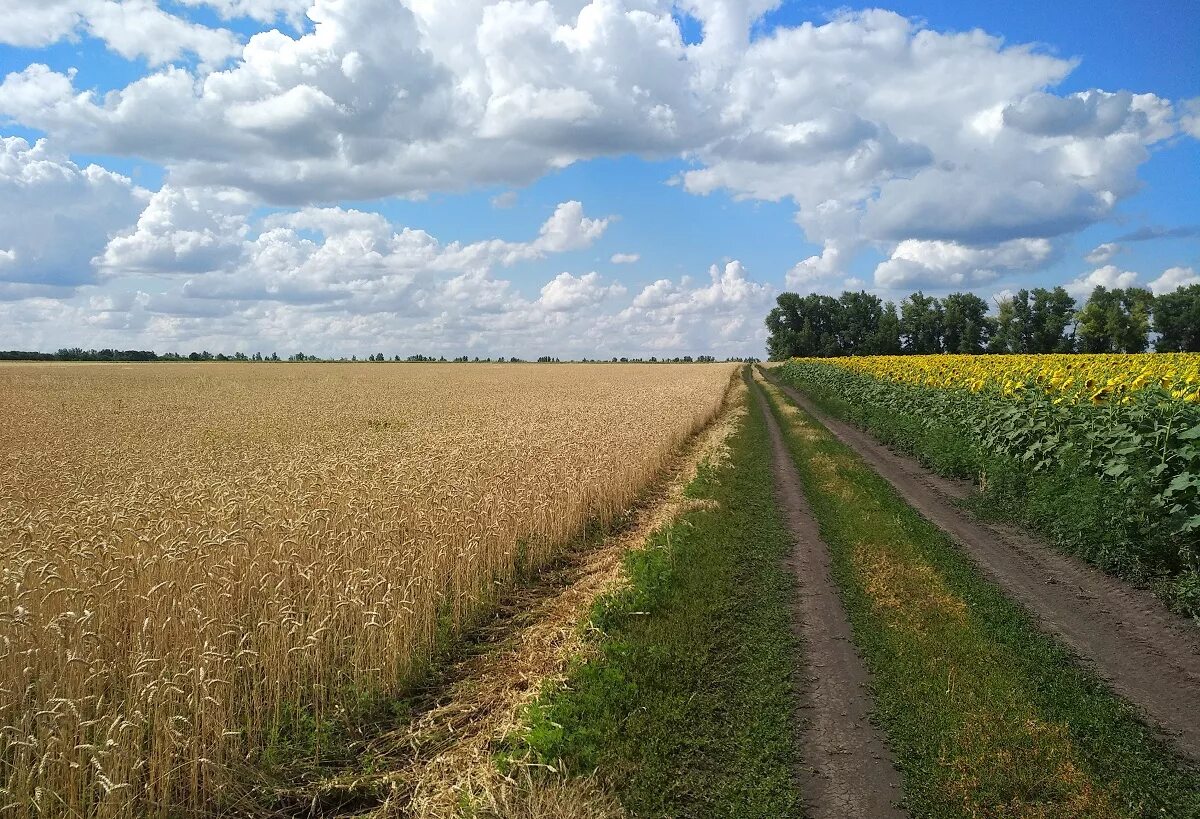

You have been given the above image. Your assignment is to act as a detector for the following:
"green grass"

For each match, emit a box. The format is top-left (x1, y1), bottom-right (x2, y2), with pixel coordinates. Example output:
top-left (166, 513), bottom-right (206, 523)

top-left (516, 386), bottom-right (804, 818)
top-left (757, 374), bottom-right (1200, 818)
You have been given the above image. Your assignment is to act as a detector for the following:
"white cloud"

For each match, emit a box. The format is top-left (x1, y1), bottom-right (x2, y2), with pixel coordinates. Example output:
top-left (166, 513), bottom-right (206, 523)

top-left (491, 191), bottom-right (518, 209)
top-left (0, 2), bottom-right (1197, 353)
top-left (614, 261), bottom-right (773, 352)
top-left (173, 0), bottom-right (310, 25)
top-left (94, 195), bottom-right (614, 299)
top-left (537, 271), bottom-right (625, 312)
top-left (786, 243), bottom-right (848, 291)
top-left (0, 136), bottom-right (148, 293)
top-left (5, 184), bottom-right (753, 354)
top-left (610, 252), bottom-right (640, 264)
top-left (0, 2), bottom-right (1183, 276)
top-left (0, 0), bottom-right (241, 66)
top-left (1181, 98), bottom-right (1200, 140)
top-left (873, 238), bottom-right (1055, 289)
top-left (533, 201), bottom-right (610, 253)
top-left (1084, 242), bottom-right (1121, 265)
top-left (0, 223), bottom-right (772, 357)
top-left (98, 186), bottom-right (251, 275)
top-left (1064, 264), bottom-right (1139, 298)
top-left (1002, 90), bottom-right (1173, 140)
top-left (1149, 266), bottom-right (1200, 295)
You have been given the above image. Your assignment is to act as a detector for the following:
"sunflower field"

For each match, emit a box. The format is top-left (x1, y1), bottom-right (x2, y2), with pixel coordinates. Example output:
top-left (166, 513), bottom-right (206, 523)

top-left (773, 354), bottom-right (1200, 616)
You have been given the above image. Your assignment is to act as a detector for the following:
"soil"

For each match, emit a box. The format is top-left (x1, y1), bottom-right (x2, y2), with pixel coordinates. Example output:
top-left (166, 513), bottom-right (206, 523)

top-left (763, 369), bottom-right (1200, 763)
top-left (750, 375), bottom-right (909, 817)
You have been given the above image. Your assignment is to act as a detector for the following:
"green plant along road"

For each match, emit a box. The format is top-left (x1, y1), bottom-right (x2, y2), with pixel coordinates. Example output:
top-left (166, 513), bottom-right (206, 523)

top-left (772, 359), bottom-right (1200, 616)
top-left (514, 371), bottom-right (1200, 817)
top-left (518, 385), bottom-right (805, 818)
top-left (756, 372), bottom-right (1200, 818)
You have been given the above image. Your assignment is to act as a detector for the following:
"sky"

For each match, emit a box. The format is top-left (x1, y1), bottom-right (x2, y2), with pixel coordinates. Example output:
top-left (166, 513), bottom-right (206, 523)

top-left (0, 0), bottom-right (1197, 359)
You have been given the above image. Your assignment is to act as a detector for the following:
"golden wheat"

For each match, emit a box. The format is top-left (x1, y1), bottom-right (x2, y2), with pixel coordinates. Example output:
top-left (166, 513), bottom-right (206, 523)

top-left (0, 362), bottom-right (735, 818)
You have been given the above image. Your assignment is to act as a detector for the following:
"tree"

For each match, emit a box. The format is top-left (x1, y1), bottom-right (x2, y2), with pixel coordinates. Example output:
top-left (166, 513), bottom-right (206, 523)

top-left (765, 292), bottom-right (842, 359)
top-left (1076, 286), bottom-right (1155, 353)
top-left (990, 289), bottom-right (1033, 353)
top-left (1153, 284), bottom-right (1200, 352)
top-left (1116, 288), bottom-right (1155, 353)
top-left (1029, 287), bottom-right (1076, 352)
top-left (942, 292), bottom-right (992, 353)
top-left (874, 302), bottom-right (902, 354)
top-left (1076, 287), bottom-right (1120, 353)
top-left (837, 291), bottom-right (884, 354)
top-left (899, 291), bottom-right (944, 354)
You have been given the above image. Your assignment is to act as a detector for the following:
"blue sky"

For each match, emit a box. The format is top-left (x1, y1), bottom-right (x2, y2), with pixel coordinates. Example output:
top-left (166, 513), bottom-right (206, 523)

top-left (0, 1), bottom-right (1197, 357)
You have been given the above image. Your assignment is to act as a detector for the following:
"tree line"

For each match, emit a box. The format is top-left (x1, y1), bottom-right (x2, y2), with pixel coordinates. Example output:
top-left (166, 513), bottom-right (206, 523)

top-left (0, 348), bottom-right (750, 364)
top-left (766, 282), bottom-right (1200, 359)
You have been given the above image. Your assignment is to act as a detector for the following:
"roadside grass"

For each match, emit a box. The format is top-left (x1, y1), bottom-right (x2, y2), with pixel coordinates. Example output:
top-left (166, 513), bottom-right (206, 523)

top-left (253, 510), bottom-right (698, 813)
top-left (514, 378), bottom-right (804, 818)
top-left (756, 373), bottom-right (1200, 818)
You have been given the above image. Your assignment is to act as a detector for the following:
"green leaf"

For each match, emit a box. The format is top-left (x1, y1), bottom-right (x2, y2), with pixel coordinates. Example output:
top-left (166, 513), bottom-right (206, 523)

top-left (1166, 472), bottom-right (1198, 492)
top-left (1179, 423), bottom-right (1200, 441)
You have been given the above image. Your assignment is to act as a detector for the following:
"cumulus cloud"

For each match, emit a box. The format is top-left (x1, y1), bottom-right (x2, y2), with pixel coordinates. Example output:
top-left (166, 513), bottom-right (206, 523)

top-left (3, 180), bottom-right (775, 354)
top-left (98, 196), bottom-right (614, 313)
top-left (533, 201), bottom-right (610, 253)
top-left (0, 2), bottom-right (1197, 352)
top-left (1085, 242), bottom-right (1121, 265)
top-left (873, 238), bottom-right (1055, 289)
top-left (1002, 90), bottom-right (1170, 139)
top-left (98, 186), bottom-right (252, 275)
top-left (1, 3), bottom-right (1186, 270)
top-left (785, 244), bottom-right (850, 292)
top-left (491, 191), bottom-right (518, 209)
top-left (0, 246), bottom-right (768, 360)
top-left (1064, 264), bottom-right (1140, 298)
top-left (1182, 98), bottom-right (1200, 140)
top-left (615, 261), bottom-right (773, 351)
top-left (610, 252), bottom-right (640, 264)
top-left (1149, 266), bottom-right (1200, 295)
top-left (0, 136), bottom-right (148, 293)
top-left (537, 271), bottom-right (625, 312)
top-left (173, 0), bottom-right (310, 25)
top-left (0, 0), bottom-right (241, 66)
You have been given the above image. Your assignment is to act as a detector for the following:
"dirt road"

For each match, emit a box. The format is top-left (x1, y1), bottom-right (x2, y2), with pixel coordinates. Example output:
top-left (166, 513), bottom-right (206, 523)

top-left (763, 369), bottom-right (1200, 762)
top-left (750, 375), bottom-right (908, 817)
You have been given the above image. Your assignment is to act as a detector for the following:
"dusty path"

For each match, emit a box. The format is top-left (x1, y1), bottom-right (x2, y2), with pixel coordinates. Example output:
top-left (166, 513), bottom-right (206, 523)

top-left (749, 375), bottom-right (907, 818)
top-left (761, 368), bottom-right (1200, 762)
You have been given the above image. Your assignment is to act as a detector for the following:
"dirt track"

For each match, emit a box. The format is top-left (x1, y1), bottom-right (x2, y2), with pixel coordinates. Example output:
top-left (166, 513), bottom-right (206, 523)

top-left (750, 375), bottom-right (908, 817)
top-left (763, 368), bottom-right (1200, 763)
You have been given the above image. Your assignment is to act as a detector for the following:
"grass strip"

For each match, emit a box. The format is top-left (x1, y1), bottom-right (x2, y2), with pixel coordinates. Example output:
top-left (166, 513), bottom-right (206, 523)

top-left (757, 372), bottom-right (1200, 818)
top-left (515, 382), bottom-right (804, 818)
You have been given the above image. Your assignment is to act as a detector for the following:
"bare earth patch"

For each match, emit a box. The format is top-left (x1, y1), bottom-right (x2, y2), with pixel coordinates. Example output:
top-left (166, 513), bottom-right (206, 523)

top-left (749, 372), bottom-right (908, 818)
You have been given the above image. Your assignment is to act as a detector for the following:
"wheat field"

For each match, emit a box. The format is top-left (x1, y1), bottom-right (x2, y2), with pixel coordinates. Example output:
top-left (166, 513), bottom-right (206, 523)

top-left (0, 362), bottom-right (735, 818)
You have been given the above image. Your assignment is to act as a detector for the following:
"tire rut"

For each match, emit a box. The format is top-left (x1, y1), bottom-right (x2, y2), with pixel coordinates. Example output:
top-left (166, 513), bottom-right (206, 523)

top-left (749, 373), bottom-right (908, 818)
top-left (762, 368), bottom-right (1200, 763)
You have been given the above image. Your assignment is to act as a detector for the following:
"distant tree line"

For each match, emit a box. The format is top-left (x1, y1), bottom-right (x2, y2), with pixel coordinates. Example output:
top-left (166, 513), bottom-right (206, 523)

top-left (766, 282), bottom-right (1200, 359)
top-left (0, 348), bottom-right (749, 364)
